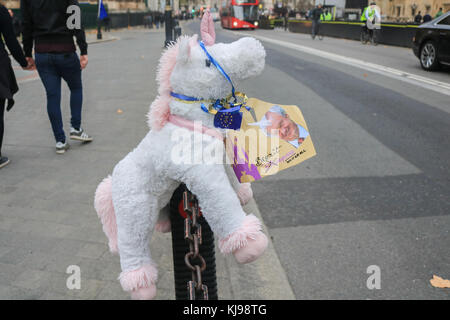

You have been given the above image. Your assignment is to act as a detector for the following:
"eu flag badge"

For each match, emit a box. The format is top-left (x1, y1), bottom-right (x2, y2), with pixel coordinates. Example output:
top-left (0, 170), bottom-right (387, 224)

top-left (214, 110), bottom-right (243, 130)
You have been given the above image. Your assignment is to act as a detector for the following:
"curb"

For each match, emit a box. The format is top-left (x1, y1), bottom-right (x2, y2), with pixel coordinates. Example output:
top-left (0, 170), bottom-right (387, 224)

top-left (87, 37), bottom-right (119, 45)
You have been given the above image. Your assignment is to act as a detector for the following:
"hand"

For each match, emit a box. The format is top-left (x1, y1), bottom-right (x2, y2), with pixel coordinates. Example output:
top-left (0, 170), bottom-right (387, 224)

top-left (22, 62), bottom-right (34, 70)
top-left (23, 57), bottom-right (36, 70)
top-left (80, 55), bottom-right (88, 70)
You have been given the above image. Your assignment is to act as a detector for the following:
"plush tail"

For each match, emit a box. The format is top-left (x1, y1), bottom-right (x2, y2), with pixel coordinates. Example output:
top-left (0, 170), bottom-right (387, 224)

top-left (94, 175), bottom-right (118, 253)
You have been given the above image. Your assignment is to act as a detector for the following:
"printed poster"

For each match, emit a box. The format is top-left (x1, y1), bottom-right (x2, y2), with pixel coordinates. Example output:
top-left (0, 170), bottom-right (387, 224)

top-left (226, 98), bottom-right (316, 183)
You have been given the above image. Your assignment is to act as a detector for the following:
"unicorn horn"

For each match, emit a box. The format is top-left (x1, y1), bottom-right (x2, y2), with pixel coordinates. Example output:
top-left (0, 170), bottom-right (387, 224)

top-left (201, 9), bottom-right (216, 46)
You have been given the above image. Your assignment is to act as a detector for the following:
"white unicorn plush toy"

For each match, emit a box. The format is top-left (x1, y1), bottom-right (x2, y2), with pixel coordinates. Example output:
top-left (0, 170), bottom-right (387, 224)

top-left (94, 11), bottom-right (267, 300)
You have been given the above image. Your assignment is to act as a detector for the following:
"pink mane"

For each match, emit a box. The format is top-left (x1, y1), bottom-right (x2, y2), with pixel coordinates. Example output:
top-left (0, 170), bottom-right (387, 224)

top-left (147, 40), bottom-right (180, 130)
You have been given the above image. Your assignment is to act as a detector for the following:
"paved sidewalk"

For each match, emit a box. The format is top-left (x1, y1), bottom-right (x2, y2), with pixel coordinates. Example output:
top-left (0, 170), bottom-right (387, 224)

top-left (0, 27), bottom-right (293, 299)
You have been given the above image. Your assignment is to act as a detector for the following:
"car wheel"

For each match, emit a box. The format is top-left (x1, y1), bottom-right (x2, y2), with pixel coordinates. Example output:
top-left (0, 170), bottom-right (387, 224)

top-left (420, 41), bottom-right (440, 71)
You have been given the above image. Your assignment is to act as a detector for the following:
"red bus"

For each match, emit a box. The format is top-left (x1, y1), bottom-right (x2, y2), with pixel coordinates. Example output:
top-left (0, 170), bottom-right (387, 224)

top-left (220, 0), bottom-right (259, 30)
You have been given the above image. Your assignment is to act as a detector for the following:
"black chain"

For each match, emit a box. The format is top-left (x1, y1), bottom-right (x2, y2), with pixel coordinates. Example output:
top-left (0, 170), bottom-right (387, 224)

top-left (182, 188), bottom-right (209, 300)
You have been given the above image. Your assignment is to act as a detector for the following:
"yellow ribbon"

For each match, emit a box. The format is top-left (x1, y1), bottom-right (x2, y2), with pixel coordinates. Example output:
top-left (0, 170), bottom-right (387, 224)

top-left (202, 92), bottom-right (249, 115)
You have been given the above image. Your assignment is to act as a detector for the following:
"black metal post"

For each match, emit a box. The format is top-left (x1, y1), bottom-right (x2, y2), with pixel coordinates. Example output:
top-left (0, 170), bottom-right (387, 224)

top-left (97, 1), bottom-right (102, 39)
top-left (170, 184), bottom-right (218, 300)
top-left (97, 19), bottom-right (102, 40)
top-left (164, 5), bottom-right (173, 47)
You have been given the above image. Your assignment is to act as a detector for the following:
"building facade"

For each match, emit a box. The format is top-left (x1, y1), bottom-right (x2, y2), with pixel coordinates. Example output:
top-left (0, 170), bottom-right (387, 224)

top-left (377, 0), bottom-right (449, 21)
top-left (2, 0), bottom-right (447, 19)
top-left (1, 0), bottom-right (147, 11)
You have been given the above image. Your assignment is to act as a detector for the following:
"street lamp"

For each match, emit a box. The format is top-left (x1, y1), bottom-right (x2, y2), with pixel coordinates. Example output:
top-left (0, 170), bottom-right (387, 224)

top-left (164, 1), bottom-right (173, 47)
top-left (97, 0), bottom-right (103, 40)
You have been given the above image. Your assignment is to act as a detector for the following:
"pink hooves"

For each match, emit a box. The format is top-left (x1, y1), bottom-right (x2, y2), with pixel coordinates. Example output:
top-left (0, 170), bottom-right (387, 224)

top-left (233, 232), bottom-right (268, 264)
top-left (119, 263), bottom-right (158, 300)
top-left (218, 214), bottom-right (268, 264)
top-left (155, 219), bottom-right (171, 233)
top-left (130, 285), bottom-right (157, 300)
top-left (237, 183), bottom-right (253, 206)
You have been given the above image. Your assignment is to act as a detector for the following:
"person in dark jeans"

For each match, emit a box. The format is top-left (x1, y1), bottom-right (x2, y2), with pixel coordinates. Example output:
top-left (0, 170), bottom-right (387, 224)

top-left (310, 4), bottom-right (323, 39)
top-left (103, 16), bottom-right (111, 32)
top-left (21, 0), bottom-right (93, 154)
top-left (0, 5), bottom-right (33, 169)
top-left (284, 13), bottom-right (288, 31)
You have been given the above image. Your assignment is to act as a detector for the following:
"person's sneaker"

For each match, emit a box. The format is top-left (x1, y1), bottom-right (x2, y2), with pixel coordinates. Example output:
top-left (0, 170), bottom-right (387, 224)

top-left (0, 156), bottom-right (10, 169)
top-left (56, 141), bottom-right (70, 154)
top-left (70, 127), bottom-right (93, 142)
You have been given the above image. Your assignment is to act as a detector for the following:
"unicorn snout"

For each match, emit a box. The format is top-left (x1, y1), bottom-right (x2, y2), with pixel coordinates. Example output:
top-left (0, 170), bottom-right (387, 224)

top-left (220, 37), bottom-right (266, 81)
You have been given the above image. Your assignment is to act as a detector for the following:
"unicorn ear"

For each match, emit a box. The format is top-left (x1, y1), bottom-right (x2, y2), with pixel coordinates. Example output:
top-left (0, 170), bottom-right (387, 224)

top-left (201, 9), bottom-right (215, 46)
top-left (177, 34), bottom-right (198, 64)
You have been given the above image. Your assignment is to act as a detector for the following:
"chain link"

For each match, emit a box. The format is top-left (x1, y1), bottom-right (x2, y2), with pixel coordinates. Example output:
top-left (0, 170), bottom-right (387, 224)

top-left (183, 188), bottom-right (209, 300)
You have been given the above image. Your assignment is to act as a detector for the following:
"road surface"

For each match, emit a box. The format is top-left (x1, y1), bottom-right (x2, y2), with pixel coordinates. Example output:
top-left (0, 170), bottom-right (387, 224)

top-left (184, 21), bottom-right (450, 299)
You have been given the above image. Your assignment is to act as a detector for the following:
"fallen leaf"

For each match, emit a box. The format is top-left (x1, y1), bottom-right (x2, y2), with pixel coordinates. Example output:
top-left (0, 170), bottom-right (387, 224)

top-left (117, 109), bottom-right (123, 114)
top-left (430, 275), bottom-right (450, 288)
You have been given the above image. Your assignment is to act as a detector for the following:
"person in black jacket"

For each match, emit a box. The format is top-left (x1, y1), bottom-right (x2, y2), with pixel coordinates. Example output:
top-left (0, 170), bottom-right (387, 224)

top-left (0, 4), bottom-right (33, 169)
top-left (423, 13), bottom-right (432, 22)
top-left (310, 4), bottom-right (323, 39)
top-left (414, 11), bottom-right (422, 24)
top-left (21, 0), bottom-right (93, 154)
top-left (8, 9), bottom-right (22, 37)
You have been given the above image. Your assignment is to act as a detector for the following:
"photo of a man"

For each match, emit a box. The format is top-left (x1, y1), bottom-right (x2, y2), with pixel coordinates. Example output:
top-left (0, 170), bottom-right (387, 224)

top-left (249, 105), bottom-right (309, 148)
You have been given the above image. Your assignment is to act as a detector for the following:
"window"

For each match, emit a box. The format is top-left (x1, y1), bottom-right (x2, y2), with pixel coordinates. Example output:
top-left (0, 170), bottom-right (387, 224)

top-left (235, 0), bottom-right (257, 3)
top-left (438, 16), bottom-right (450, 25)
top-left (232, 5), bottom-right (258, 20)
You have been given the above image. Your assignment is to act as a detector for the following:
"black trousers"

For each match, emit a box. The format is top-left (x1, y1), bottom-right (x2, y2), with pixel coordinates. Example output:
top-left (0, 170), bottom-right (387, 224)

top-left (0, 98), bottom-right (5, 157)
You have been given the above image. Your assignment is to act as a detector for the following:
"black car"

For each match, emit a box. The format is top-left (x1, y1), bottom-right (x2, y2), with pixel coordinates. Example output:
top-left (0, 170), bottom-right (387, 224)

top-left (413, 12), bottom-right (450, 70)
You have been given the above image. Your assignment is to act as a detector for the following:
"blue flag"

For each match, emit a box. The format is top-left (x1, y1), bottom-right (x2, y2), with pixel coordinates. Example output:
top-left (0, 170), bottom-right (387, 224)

top-left (98, 0), bottom-right (108, 20)
top-left (214, 110), bottom-right (243, 130)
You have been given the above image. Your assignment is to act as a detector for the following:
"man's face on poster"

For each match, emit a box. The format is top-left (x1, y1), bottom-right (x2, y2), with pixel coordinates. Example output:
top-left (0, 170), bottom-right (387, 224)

top-left (266, 112), bottom-right (299, 141)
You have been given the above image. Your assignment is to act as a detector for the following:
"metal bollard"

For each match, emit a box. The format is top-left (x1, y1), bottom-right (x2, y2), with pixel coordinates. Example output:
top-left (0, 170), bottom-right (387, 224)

top-left (164, 6), bottom-right (173, 47)
top-left (169, 184), bottom-right (218, 300)
top-left (173, 26), bottom-right (182, 41)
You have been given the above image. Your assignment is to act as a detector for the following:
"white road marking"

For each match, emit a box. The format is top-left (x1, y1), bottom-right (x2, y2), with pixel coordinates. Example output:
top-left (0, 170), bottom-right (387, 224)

top-left (235, 32), bottom-right (450, 97)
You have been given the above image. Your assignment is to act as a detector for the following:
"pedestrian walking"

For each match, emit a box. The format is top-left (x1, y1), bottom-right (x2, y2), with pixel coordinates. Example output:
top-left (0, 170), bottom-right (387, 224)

top-left (21, 0), bottom-right (93, 154)
top-left (414, 11), bottom-right (422, 24)
top-left (155, 13), bottom-right (160, 29)
top-left (310, 4), bottom-right (323, 39)
top-left (159, 13), bottom-right (164, 28)
top-left (284, 13), bottom-right (288, 31)
top-left (435, 8), bottom-right (443, 18)
top-left (103, 16), bottom-right (111, 32)
top-left (0, 4), bottom-right (33, 168)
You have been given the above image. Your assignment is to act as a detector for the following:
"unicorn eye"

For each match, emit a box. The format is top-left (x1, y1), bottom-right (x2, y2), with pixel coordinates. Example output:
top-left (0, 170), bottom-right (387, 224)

top-left (205, 59), bottom-right (211, 67)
